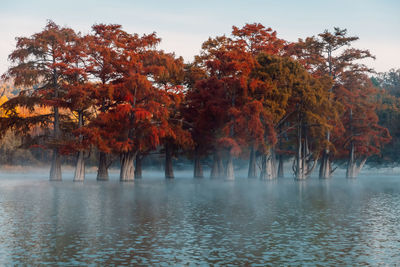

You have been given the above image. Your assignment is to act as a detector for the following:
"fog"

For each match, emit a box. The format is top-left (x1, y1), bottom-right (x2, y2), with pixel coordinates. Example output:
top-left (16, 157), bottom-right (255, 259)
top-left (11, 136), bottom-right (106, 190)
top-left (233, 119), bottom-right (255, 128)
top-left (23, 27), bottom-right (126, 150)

top-left (0, 167), bottom-right (400, 265)
top-left (1, 162), bottom-right (400, 182)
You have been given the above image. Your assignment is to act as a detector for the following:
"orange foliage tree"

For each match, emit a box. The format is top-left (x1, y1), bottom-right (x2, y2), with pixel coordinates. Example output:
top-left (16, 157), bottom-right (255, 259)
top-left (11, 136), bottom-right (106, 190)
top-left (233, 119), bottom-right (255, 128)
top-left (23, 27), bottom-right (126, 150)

top-left (231, 23), bottom-right (289, 179)
top-left (290, 27), bottom-right (375, 179)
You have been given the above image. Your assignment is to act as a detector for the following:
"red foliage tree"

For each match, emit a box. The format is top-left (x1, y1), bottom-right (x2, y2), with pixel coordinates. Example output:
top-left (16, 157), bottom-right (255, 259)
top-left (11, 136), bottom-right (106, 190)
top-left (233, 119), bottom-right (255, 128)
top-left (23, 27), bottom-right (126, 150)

top-left (58, 33), bottom-right (96, 182)
top-left (2, 20), bottom-right (77, 181)
top-left (84, 26), bottom-right (191, 181)
top-left (334, 74), bottom-right (391, 178)
top-left (192, 33), bottom-right (255, 179)
top-left (84, 24), bottom-right (127, 181)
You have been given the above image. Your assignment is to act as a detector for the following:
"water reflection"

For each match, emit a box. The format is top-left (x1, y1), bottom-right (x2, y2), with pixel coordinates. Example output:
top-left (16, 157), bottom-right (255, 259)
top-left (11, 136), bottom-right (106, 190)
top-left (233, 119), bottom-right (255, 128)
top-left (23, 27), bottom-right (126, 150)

top-left (0, 174), bottom-right (399, 265)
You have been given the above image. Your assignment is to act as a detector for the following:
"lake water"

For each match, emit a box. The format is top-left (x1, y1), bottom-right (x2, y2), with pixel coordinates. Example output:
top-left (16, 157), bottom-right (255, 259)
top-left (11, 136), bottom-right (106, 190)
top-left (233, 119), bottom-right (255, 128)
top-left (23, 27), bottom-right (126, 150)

top-left (0, 168), bottom-right (399, 265)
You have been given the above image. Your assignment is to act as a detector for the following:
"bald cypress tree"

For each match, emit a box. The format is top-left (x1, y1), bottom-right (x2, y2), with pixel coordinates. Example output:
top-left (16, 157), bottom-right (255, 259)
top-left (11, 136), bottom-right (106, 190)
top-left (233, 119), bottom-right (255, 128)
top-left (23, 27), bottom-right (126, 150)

top-left (2, 21), bottom-right (77, 181)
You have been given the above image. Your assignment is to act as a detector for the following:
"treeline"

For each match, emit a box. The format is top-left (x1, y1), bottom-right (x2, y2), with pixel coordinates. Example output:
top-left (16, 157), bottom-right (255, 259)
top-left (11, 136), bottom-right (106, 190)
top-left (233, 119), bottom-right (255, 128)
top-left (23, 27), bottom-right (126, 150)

top-left (0, 21), bottom-right (397, 181)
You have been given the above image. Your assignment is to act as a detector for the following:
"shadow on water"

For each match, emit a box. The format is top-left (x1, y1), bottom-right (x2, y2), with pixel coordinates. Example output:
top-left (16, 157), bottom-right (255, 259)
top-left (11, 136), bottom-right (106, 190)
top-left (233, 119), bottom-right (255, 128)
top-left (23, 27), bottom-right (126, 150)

top-left (0, 169), bottom-right (399, 265)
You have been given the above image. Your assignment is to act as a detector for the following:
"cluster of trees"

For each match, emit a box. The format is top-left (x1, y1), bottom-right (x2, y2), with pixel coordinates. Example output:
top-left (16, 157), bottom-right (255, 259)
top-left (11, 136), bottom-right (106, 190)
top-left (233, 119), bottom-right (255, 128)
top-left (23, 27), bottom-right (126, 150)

top-left (0, 21), bottom-right (393, 181)
top-left (372, 69), bottom-right (400, 164)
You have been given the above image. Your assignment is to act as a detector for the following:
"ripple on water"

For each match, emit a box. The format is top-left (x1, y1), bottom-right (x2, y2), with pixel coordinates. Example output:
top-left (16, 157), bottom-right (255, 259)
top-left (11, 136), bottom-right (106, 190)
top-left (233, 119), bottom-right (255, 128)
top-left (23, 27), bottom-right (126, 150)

top-left (0, 175), bottom-right (400, 265)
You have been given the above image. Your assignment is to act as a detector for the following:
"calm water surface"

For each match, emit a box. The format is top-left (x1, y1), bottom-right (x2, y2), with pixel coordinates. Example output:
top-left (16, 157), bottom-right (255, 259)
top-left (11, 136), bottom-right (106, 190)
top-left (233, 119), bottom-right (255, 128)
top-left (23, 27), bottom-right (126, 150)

top-left (0, 169), bottom-right (399, 265)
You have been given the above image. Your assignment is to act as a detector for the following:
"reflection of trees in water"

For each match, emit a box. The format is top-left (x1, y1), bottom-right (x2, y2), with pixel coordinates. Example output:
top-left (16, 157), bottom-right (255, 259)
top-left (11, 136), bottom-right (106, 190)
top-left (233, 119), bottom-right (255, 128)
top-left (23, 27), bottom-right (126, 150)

top-left (1, 178), bottom-right (400, 265)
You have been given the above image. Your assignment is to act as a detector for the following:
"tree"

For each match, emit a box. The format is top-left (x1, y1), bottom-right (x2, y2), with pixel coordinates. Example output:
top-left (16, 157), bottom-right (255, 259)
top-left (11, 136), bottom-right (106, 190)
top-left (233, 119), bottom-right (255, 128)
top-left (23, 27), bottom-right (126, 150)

top-left (372, 69), bottom-right (400, 165)
top-left (86, 27), bottom-right (188, 181)
top-left (334, 73), bottom-right (390, 178)
top-left (188, 76), bottom-right (230, 178)
top-left (291, 74), bottom-right (333, 180)
top-left (193, 34), bottom-right (255, 179)
top-left (374, 69), bottom-right (400, 97)
top-left (183, 63), bottom-right (208, 178)
top-left (253, 55), bottom-right (334, 180)
top-left (291, 27), bottom-right (374, 179)
top-left (247, 53), bottom-right (305, 180)
top-left (230, 23), bottom-right (288, 180)
top-left (149, 51), bottom-right (192, 179)
top-left (2, 20), bottom-right (77, 181)
top-left (59, 33), bottom-right (95, 182)
top-left (84, 24), bottom-right (126, 181)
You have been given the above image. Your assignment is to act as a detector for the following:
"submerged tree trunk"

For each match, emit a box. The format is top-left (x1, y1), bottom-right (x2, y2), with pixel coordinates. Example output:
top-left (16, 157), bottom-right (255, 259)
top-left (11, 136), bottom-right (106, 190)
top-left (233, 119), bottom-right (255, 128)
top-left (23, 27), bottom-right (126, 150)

top-left (271, 149), bottom-right (277, 177)
top-left (74, 151), bottom-right (85, 182)
top-left (346, 142), bottom-right (356, 178)
top-left (319, 150), bottom-right (331, 179)
top-left (260, 149), bottom-right (276, 180)
top-left (218, 153), bottom-right (224, 176)
top-left (135, 153), bottom-right (142, 179)
top-left (120, 151), bottom-right (136, 182)
top-left (277, 154), bottom-right (284, 178)
top-left (225, 153), bottom-right (234, 180)
top-left (294, 122), bottom-right (317, 180)
top-left (294, 126), bottom-right (304, 180)
top-left (50, 103), bottom-right (62, 181)
top-left (210, 150), bottom-right (224, 178)
top-left (74, 111), bottom-right (85, 182)
top-left (97, 152), bottom-right (109, 181)
top-left (49, 148), bottom-right (62, 181)
top-left (193, 149), bottom-right (203, 178)
top-left (319, 127), bottom-right (332, 179)
top-left (276, 124), bottom-right (284, 178)
top-left (49, 67), bottom-right (62, 181)
top-left (248, 145), bottom-right (257, 179)
top-left (346, 142), bottom-right (367, 178)
top-left (165, 142), bottom-right (174, 179)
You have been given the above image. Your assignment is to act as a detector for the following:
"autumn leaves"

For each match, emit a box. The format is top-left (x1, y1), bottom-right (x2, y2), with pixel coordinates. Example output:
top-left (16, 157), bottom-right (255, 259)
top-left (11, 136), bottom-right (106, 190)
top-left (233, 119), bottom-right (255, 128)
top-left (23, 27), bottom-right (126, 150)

top-left (1, 21), bottom-right (390, 181)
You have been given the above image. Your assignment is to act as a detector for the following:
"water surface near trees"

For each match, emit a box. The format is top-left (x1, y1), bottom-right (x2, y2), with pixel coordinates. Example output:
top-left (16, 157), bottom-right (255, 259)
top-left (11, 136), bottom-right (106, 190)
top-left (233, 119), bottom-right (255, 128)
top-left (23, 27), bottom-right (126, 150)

top-left (0, 170), bottom-right (399, 265)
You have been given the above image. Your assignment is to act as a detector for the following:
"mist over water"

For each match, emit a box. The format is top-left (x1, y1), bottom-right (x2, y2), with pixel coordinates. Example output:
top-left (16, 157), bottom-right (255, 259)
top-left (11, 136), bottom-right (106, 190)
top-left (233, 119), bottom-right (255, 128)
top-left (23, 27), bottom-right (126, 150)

top-left (0, 168), bottom-right (400, 265)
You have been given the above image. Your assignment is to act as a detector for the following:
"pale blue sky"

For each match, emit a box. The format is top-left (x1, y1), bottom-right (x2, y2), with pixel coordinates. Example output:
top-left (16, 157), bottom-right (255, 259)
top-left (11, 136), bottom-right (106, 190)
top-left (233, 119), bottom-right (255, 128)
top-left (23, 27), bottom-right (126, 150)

top-left (0, 0), bottom-right (399, 74)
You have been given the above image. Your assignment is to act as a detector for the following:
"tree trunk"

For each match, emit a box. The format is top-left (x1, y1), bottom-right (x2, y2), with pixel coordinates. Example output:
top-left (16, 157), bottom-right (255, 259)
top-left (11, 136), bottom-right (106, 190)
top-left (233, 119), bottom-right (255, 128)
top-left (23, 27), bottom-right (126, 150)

top-left (73, 151), bottom-right (85, 182)
top-left (295, 122), bottom-right (305, 180)
top-left (346, 141), bottom-right (355, 178)
top-left (120, 151), bottom-right (136, 182)
top-left (193, 149), bottom-right (203, 178)
top-left (271, 149), bottom-right (277, 178)
top-left (73, 111), bottom-right (85, 182)
top-left (218, 153), bottom-right (224, 176)
top-left (277, 124), bottom-right (284, 178)
top-left (319, 129), bottom-right (331, 179)
top-left (210, 151), bottom-right (223, 178)
top-left (356, 157), bottom-right (367, 177)
top-left (346, 108), bottom-right (358, 179)
top-left (97, 152), bottom-right (109, 181)
top-left (135, 153), bottom-right (142, 179)
top-left (260, 150), bottom-right (276, 180)
top-left (346, 142), bottom-right (367, 179)
top-left (165, 142), bottom-right (174, 179)
top-left (225, 153), bottom-right (234, 180)
top-left (248, 145), bottom-right (257, 179)
top-left (260, 154), bottom-right (268, 180)
top-left (277, 154), bottom-right (284, 178)
top-left (294, 123), bottom-right (317, 180)
top-left (49, 148), bottom-right (62, 181)
top-left (225, 88), bottom-right (235, 181)
top-left (319, 150), bottom-right (331, 179)
top-left (50, 68), bottom-right (62, 181)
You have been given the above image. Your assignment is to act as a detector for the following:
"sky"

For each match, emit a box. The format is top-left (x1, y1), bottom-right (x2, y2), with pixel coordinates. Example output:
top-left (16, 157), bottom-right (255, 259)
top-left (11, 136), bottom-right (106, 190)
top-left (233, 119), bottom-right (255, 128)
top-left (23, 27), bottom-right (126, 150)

top-left (0, 0), bottom-right (399, 75)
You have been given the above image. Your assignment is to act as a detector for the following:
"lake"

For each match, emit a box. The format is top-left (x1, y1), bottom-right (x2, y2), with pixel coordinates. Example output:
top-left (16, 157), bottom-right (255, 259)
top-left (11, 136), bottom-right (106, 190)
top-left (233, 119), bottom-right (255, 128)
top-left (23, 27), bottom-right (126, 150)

top-left (0, 168), bottom-right (399, 265)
